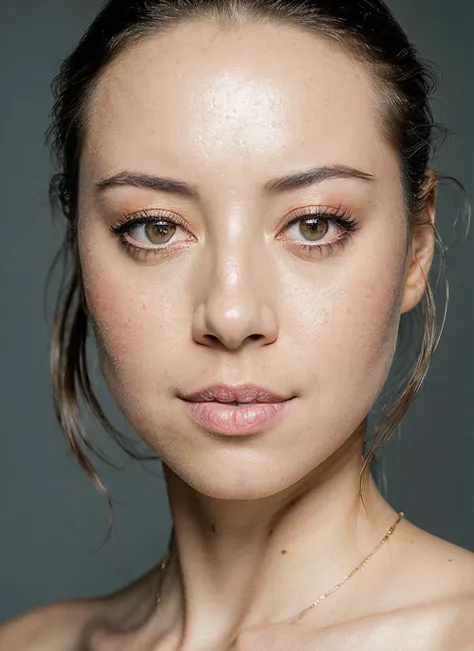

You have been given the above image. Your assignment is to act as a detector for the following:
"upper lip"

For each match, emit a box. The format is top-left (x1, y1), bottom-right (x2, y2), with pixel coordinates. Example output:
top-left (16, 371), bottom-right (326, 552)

top-left (180, 383), bottom-right (292, 404)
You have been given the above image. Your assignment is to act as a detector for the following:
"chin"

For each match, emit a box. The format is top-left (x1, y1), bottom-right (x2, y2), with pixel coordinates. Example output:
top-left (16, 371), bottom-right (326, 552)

top-left (162, 450), bottom-right (315, 502)
top-left (182, 479), bottom-right (291, 502)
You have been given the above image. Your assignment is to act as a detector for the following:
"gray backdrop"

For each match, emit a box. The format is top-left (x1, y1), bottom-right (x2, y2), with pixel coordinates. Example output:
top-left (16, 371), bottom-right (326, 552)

top-left (0, 0), bottom-right (472, 624)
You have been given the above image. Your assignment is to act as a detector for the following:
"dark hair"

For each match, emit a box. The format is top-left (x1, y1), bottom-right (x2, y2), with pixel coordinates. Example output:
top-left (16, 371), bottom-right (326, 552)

top-left (46, 0), bottom-right (470, 512)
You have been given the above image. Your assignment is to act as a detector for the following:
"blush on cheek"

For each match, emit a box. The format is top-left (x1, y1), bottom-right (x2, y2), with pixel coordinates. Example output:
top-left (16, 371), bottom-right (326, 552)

top-left (341, 264), bottom-right (405, 399)
top-left (309, 250), bottom-right (406, 435)
top-left (80, 250), bottom-right (177, 426)
top-left (89, 289), bottom-right (145, 366)
top-left (80, 252), bottom-right (139, 368)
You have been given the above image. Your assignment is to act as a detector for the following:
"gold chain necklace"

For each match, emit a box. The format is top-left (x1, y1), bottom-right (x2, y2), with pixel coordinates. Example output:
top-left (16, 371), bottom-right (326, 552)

top-left (155, 512), bottom-right (404, 624)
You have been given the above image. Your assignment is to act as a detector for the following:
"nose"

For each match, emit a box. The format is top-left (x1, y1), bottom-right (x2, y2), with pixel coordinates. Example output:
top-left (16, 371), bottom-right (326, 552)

top-left (191, 249), bottom-right (279, 351)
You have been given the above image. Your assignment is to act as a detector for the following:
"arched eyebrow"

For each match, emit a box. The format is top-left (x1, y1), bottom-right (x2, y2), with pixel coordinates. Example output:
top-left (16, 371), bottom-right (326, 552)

top-left (263, 164), bottom-right (374, 193)
top-left (95, 164), bottom-right (374, 198)
top-left (96, 172), bottom-right (200, 198)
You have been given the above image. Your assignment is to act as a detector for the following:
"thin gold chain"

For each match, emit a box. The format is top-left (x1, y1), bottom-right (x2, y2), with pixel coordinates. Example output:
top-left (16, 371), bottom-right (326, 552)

top-left (156, 512), bottom-right (404, 624)
top-left (291, 511), bottom-right (404, 622)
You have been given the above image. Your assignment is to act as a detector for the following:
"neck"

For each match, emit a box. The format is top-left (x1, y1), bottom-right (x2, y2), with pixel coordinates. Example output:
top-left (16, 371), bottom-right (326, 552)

top-left (156, 428), bottom-right (399, 649)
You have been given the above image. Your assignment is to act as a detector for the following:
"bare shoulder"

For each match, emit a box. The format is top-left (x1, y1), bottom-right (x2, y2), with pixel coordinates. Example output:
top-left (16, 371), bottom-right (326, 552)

top-left (394, 519), bottom-right (474, 603)
top-left (393, 594), bottom-right (474, 649)
top-left (237, 595), bottom-right (474, 651)
top-left (0, 566), bottom-right (161, 651)
top-left (344, 594), bottom-right (474, 650)
top-left (0, 600), bottom-right (99, 651)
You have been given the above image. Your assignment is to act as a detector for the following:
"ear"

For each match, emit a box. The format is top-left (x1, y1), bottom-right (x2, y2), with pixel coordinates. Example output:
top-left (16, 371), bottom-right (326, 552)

top-left (400, 169), bottom-right (438, 315)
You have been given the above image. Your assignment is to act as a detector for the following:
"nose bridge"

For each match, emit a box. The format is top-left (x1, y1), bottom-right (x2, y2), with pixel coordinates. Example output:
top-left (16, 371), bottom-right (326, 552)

top-left (207, 200), bottom-right (271, 295)
top-left (215, 224), bottom-right (262, 292)
top-left (192, 215), bottom-right (279, 349)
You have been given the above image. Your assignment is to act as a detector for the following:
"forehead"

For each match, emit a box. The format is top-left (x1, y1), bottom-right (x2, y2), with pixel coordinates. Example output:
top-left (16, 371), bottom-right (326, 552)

top-left (83, 20), bottom-right (392, 185)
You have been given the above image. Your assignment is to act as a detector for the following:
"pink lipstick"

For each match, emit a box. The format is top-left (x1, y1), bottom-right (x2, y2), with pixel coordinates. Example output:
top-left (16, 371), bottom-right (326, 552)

top-left (179, 383), bottom-right (294, 436)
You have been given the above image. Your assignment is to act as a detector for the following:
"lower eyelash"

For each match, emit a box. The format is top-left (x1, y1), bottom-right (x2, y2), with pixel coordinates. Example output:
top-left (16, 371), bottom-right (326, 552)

top-left (119, 239), bottom-right (177, 261)
top-left (293, 237), bottom-right (349, 258)
top-left (281, 211), bottom-right (359, 258)
top-left (110, 216), bottom-right (187, 261)
top-left (118, 234), bottom-right (352, 261)
top-left (289, 230), bottom-right (357, 258)
top-left (110, 210), bottom-right (359, 260)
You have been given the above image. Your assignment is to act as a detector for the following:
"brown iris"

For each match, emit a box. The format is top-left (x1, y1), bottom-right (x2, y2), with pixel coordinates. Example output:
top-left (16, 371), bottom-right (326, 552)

top-left (145, 221), bottom-right (177, 244)
top-left (299, 218), bottom-right (329, 241)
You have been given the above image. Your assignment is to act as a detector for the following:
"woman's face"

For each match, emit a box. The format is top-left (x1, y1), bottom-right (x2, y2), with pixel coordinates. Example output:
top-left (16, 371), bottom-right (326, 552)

top-left (78, 20), bottom-right (410, 499)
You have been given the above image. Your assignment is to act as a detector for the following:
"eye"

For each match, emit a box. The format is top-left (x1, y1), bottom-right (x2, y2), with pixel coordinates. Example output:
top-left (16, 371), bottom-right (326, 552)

top-left (278, 206), bottom-right (360, 256)
top-left (110, 205), bottom-right (360, 262)
top-left (110, 210), bottom-right (193, 255)
top-left (284, 216), bottom-right (331, 242)
top-left (127, 220), bottom-right (179, 246)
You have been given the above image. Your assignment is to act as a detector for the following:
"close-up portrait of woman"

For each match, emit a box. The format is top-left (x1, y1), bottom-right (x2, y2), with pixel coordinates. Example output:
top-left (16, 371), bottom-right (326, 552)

top-left (0, 0), bottom-right (473, 649)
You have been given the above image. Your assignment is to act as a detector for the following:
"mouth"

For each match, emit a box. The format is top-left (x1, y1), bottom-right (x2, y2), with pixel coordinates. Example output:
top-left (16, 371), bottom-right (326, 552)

top-left (178, 383), bottom-right (294, 435)
top-left (180, 383), bottom-right (292, 405)
top-left (182, 399), bottom-right (292, 436)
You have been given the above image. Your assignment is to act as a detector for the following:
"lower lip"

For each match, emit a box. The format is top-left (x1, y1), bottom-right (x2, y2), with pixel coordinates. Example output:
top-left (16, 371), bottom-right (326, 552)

top-left (182, 400), bottom-right (292, 436)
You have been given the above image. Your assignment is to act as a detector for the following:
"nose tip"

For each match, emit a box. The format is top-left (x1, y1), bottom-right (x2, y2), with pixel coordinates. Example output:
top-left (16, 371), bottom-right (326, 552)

top-left (193, 299), bottom-right (278, 350)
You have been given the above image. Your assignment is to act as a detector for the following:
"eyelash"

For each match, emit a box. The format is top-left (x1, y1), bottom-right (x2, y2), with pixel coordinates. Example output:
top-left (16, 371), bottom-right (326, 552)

top-left (109, 207), bottom-right (360, 261)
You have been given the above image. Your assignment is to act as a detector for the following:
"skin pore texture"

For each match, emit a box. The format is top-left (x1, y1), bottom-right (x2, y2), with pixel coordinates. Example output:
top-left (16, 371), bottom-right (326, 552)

top-left (2, 18), bottom-right (473, 651)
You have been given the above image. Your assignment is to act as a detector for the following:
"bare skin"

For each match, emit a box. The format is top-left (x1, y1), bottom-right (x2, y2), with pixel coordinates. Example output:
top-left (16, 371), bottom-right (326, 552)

top-left (2, 18), bottom-right (473, 651)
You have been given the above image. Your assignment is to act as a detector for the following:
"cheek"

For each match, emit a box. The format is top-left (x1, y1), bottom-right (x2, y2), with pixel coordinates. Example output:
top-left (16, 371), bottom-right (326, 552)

top-left (85, 283), bottom-right (181, 392)
top-left (288, 248), bottom-right (406, 426)
top-left (78, 234), bottom-right (187, 405)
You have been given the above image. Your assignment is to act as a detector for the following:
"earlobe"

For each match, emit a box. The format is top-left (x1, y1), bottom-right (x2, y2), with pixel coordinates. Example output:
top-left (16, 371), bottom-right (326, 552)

top-left (400, 170), bottom-right (438, 315)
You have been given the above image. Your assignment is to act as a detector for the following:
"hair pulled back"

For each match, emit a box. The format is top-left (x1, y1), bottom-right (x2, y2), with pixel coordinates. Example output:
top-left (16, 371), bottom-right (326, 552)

top-left (46, 0), bottom-right (467, 508)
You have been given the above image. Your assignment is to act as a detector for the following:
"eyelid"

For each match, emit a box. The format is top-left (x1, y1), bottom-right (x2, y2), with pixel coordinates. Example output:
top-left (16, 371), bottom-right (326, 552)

top-left (279, 203), bottom-right (349, 225)
top-left (116, 203), bottom-right (349, 230)
top-left (117, 208), bottom-right (192, 231)
top-left (110, 204), bottom-right (359, 260)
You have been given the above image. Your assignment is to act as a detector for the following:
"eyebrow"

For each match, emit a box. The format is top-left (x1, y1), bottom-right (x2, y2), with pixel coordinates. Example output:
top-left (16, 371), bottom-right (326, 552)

top-left (96, 164), bottom-right (374, 198)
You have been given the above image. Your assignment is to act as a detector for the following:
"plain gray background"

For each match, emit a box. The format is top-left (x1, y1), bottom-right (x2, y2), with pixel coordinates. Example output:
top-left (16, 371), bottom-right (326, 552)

top-left (0, 0), bottom-right (472, 625)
